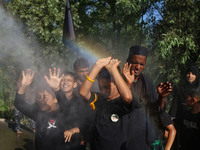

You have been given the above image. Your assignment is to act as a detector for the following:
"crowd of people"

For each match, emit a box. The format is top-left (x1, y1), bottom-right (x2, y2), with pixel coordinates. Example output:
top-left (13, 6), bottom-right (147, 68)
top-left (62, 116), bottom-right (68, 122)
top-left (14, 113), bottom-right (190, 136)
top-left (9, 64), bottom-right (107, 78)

top-left (14, 45), bottom-right (200, 150)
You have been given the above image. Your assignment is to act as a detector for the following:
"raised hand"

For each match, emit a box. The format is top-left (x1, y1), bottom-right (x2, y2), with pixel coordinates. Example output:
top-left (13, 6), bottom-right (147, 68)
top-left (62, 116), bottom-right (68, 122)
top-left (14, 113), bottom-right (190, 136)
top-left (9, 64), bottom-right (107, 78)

top-left (105, 58), bottom-right (121, 72)
top-left (21, 69), bottom-right (34, 87)
top-left (44, 68), bottom-right (64, 91)
top-left (157, 81), bottom-right (172, 98)
top-left (95, 57), bottom-right (112, 69)
top-left (18, 69), bottom-right (34, 94)
top-left (122, 63), bottom-right (135, 86)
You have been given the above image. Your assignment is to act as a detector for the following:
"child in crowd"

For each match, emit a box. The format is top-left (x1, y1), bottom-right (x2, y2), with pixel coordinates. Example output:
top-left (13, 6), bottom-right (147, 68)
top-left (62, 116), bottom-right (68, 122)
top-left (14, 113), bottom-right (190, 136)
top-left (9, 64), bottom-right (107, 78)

top-left (44, 69), bottom-right (90, 149)
top-left (15, 75), bottom-right (36, 134)
top-left (15, 69), bottom-right (81, 150)
top-left (155, 110), bottom-right (176, 150)
top-left (176, 87), bottom-right (200, 150)
top-left (79, 57), bottom-right (134, 150)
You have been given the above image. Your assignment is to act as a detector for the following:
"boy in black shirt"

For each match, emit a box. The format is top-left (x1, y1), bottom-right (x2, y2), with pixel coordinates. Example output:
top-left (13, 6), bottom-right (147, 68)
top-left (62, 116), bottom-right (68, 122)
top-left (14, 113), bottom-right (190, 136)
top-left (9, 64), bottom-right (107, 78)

top-left (79, 57), bottom-right (134, 150)
top-left (45, 69), bottom-right (91, 148)
top-left (15, 69), bottom-right (81, 150)
top-left (177, 88), bottom-right (200, 150)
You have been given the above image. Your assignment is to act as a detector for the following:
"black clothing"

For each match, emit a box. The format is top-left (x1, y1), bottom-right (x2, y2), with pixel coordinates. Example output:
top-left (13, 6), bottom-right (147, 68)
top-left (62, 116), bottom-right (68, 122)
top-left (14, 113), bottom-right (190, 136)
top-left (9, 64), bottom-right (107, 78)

top-left (128, 45), bottom-right (149, 58)
top-left (169, 66), bottom-right (199, 150)
top-left (178, 110), bottom-right (200, 150)
top-left (158, 111), bottom-right (174, 145)
top-left (88, 92), bottom-right (133, 150)
top-left (126, 74), bottom-right (160, 150)
top-left (55, 89), bottom-right (94, 150)
top-left (14, 93), bottom-right (81, 150)
top-left (169, 65), bottom-right (200, 119)
top-left (15, 107), bottom-right (36, 132)
top-left (185, 66), bottom-right (199, 87)
top-left (159, 111), bottom-right (173, 130)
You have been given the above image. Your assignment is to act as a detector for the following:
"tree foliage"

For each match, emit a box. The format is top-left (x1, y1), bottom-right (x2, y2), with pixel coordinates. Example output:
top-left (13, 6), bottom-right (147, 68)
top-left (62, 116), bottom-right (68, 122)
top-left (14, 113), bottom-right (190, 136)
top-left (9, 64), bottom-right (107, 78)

top-left (148, 0), bottom-right (200, 85)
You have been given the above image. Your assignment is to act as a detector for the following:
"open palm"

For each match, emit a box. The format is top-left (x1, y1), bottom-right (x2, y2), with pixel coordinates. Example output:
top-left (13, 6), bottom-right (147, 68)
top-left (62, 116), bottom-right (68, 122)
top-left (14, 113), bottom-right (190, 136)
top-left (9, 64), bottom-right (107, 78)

top-left (21, 69), bottom-right (34, 87)
top-left (122, 63), bottom-right (135, 85)
top-left (44, 68), bottom-right (63, 91)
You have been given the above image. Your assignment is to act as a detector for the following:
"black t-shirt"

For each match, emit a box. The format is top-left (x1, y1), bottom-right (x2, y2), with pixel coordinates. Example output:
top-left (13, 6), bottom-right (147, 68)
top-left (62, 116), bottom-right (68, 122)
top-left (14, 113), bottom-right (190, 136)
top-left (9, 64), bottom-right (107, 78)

top-left (179, 110), bottom-right (200, 150)
top-left (169, 85), bottom-right (193, 119)
top-left (55, 90), bottom-right (93, 140)
top-left (154, 111), bottom-right (173, 142)
top-left (88, 92), bottom-right (133, 150)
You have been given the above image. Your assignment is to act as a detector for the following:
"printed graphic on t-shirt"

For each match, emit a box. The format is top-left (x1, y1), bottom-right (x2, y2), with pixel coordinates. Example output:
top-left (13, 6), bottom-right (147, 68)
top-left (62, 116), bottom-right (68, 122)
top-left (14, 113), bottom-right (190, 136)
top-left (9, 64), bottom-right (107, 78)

top-left (47, 119), bottom-right (57, 129)
top-left (184, 119), bottom-right (199, 129)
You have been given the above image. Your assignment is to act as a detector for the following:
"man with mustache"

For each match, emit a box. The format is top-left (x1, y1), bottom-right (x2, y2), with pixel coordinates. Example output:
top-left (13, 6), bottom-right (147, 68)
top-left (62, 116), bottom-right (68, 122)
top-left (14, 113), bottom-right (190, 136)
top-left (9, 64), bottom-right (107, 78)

top-left (123, 45), bottom-right (172, 150)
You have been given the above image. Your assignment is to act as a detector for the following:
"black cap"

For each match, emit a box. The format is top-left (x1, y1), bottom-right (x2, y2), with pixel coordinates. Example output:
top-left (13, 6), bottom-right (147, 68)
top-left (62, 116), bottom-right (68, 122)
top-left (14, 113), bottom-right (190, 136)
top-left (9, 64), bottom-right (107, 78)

top-left (128, 45), bottom-right (149, 59)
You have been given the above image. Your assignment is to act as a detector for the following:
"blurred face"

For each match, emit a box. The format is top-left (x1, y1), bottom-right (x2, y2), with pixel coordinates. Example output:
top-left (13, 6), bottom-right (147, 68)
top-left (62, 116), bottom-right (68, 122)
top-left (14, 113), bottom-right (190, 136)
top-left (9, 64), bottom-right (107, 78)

top-left (186, 72), bottom-right (196, 83)
top-left (75, 67), bottom-right (89, 82)
top-left (98, 78), bottom-right (119, 100)
top-left (60, 75), bottom-right (77, 93)
top-left (37, 91), bottom-right (57, 112)
top-left (186, 95), bottom-right (194, 107)
top-left (128, 55), bottom-right (146, 79)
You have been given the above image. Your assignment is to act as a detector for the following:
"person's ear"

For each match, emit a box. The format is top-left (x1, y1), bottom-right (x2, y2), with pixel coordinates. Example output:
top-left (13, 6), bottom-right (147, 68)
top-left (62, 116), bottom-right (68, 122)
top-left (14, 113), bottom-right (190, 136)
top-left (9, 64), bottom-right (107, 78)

top-left (73, 82), bottom-right (77, 88)
top-left (54, 98), bottom-right (58, 104)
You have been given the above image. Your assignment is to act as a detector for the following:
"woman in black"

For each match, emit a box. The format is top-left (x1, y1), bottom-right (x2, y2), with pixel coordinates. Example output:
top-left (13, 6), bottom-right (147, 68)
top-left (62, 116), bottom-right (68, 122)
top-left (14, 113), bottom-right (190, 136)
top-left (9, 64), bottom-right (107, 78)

top-left (169, 65), bottom-right (200, 149)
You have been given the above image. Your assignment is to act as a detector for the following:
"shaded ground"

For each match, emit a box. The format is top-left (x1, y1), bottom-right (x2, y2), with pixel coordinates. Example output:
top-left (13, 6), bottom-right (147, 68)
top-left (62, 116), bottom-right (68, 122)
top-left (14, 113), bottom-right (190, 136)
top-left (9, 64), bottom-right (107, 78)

top-left (0, 119), bottom-right (36, 150)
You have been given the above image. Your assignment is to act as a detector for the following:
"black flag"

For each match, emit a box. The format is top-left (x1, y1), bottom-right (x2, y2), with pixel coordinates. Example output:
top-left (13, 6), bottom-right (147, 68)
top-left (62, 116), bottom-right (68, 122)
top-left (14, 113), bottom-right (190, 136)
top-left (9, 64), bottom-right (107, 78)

top-left (63, 0), bottom-right (75, 42)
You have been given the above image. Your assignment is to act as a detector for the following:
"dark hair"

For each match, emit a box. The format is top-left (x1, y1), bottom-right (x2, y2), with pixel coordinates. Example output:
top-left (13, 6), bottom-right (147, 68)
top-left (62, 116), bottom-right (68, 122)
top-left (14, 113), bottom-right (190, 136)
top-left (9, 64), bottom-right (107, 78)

top-left (127, 45), bottom-right (149, 60)
top-left (97, 66), bottom-right (121, 82)
top-left (62, 70), bottom-right (77, 81)
top-left (74, 57), bottom-right (89, 70)
top-left (97, 67), bottom-right (112, 82)
top-left (33, 75), bottom-right (56, 99)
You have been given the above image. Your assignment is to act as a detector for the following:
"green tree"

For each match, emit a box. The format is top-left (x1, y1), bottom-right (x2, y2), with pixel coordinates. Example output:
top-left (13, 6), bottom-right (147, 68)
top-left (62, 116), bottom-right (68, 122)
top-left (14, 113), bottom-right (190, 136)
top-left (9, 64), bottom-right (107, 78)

top-left (76, 0), bottom-right (155, 59)
top-left (149, 0), bottom-right (200, 85)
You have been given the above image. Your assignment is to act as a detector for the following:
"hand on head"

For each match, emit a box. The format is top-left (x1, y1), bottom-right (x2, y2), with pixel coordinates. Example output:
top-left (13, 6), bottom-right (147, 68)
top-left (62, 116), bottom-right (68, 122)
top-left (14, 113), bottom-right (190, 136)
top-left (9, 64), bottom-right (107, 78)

top-left (105, 58), bottom-right (121, 71)
top-left (44, 68), bottom-right (64, 91)
top-left (95, 57), bottom-right (112, 69)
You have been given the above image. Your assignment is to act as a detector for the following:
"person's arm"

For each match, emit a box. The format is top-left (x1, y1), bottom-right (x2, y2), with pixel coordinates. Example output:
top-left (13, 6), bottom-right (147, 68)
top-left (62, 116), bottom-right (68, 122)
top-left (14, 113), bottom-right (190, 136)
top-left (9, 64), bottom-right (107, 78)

top-left (64, 127), bottom-right (80, 143)
top-left (15, 69), bottom-right (36, 120)
top-left (79, 57), bottom-right (112, 100)
top-left (157, 82), bottom-right (172, 110)
top-left (164, 124), bottom-right (176, 150)
top-left (106, 59), bottom-right (133, 104)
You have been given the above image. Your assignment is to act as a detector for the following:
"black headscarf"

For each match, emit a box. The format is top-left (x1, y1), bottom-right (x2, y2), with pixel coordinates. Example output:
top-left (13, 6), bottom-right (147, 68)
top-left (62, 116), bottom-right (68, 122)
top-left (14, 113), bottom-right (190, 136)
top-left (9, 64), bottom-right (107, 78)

top-left (185, 65), bottom-right (199, 88)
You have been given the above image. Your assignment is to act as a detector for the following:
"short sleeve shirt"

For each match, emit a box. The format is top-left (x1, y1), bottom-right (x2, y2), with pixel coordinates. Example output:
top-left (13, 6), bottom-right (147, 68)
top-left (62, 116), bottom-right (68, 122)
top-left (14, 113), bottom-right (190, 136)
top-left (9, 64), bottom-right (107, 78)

top-left (89, 92), bottom-right (133, 150)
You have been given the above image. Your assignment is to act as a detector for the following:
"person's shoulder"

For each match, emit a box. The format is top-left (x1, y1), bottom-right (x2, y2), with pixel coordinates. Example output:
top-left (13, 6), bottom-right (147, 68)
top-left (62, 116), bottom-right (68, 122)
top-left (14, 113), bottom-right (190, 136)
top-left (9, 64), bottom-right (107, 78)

top-left (140, 74), bottom-right (153, 83)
